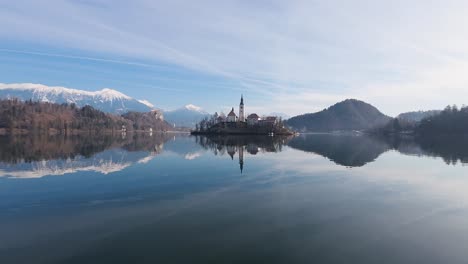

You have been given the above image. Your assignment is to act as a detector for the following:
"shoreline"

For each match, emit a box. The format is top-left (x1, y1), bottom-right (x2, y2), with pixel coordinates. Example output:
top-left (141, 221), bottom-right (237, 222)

top-left (190, 131), bottom-right (295, 136)
top-left (0, 128), bottom-right (186, 136)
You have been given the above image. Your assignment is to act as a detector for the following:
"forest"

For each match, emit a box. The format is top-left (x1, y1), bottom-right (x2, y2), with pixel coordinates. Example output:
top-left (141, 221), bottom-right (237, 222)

top-left (416, 105), bottom-right (468, 136)
top-left (0, 99), bottom-right (171, 134)
top-left (370, 105), bottom-right (468, 136)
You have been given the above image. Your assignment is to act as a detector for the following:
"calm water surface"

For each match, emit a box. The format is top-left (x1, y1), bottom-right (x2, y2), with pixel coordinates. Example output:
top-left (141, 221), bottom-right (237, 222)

top-left (1, 133), bottom-right (468, 263)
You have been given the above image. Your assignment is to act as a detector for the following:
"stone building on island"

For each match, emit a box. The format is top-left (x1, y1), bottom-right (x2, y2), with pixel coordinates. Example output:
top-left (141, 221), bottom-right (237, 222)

top-left (222, 95), bottom-right (277, 125)
top-left (247, 113), bottom-right (260, 125)
top-left (192, 95), bottom-right (293, 135)
top-left (227, 107), bottom-right (237, 122)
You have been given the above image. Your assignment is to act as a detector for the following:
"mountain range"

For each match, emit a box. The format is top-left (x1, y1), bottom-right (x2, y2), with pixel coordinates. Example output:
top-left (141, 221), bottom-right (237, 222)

top-left (0, 83), bottom-right (448, 132)
top-left (163, 104), bottom-right (210, 128)
top-left (0, 83), bottom-right (155, 114)
top-left (0, 83), bottom-right (209, 127)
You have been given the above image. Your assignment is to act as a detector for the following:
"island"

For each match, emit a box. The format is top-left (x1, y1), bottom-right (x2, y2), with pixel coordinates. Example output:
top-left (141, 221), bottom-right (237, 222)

top-left (191, 95), bottom-right (295, 135)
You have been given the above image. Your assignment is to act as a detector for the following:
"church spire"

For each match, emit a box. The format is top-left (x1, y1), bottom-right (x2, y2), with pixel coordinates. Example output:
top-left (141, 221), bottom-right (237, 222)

top-left (239, 94), bottom-right (245, 122)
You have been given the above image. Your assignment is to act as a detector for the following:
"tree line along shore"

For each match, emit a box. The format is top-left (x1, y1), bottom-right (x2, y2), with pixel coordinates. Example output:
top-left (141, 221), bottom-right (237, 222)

top-left (0, 99), bottom-right (173, 135)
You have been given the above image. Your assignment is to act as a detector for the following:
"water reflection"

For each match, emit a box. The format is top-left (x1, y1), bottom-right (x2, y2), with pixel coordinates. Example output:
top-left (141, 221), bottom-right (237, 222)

top-left (1, 133), bottom-right (467, 179)
top-left (0, 133), bottom-right (173, 178)
top-left (195, 135), bottom-right (291, 172)
top-left (2, 133), bottom-right (468, 263)
top-left (287, 134), bottom-right (468, 167)
top-left (287, 134), bottom-right (390, 167)
top-left (397, 135), bottom-right (468, 165)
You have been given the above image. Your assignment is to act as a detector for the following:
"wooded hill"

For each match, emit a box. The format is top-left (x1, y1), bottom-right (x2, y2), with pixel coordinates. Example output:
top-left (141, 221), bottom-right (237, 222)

top-left (0, 99), bottom-right (172, 134)
top-left (369, 105), bottom-right (468, 136)
top-left (286, 99), bottom-right (391, 132)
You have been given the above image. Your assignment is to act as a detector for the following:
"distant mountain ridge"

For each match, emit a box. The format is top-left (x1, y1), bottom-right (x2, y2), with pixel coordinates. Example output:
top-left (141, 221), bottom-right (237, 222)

top-left (0, 83), bottom-right (154, 114)
top-left (397, 110), bottom-right (441, 122)
top-left (164, 104), bottom-right (210, 128)
top-left (286, 99), bottom-right (391, 132)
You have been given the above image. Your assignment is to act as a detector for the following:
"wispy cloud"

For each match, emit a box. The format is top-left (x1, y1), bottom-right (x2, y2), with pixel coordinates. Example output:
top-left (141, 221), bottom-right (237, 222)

top-left (3, 0), bottom-right (468, 115)
top-left (0, 48), bottom-right (165, 68)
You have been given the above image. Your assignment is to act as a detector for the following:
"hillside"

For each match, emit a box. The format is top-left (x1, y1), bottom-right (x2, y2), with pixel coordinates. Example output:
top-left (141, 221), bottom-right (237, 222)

top-left (286, 99), bottom-right (391, 132)
top-left (122, 111), bottom-right (170, 131)
top-left (0, 99), bottom-right (171, 134)
top-left (397, 110), bottom-right (441, 122)
top-left (370, 105), bottom-right (468, 136)
top-left (0, 83), bottom-right (154, 114)
top-left (416, 105), bottom-right (468, 136)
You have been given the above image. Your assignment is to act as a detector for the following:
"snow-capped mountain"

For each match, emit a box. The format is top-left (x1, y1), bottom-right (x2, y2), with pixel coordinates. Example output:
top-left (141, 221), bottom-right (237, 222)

top-left (0, 83), bottom-right (154, 114)
top-left (184, 104), bottom-right (204, 112)
top-left (164, 104), bottom-right (210, 128)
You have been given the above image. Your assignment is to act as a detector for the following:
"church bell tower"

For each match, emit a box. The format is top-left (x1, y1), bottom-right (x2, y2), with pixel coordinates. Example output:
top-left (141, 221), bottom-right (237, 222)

top-left (239, 95), bottom-right (245, 122)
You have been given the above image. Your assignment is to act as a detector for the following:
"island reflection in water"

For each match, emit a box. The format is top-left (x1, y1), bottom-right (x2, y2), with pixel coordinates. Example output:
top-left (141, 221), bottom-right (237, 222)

top-left (196, 133), bottom-right (468, 168)
top-left (0, 133), bottom-right (468, 178)
top-left (2, 133), bottom-right (468, 263)
top-left (195, 135), bottom-right (291, 173)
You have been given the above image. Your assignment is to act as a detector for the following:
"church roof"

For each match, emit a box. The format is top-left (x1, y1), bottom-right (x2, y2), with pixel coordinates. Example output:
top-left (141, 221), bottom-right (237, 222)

top-left (247, 113), bottom-right (259, 119)
top-left (227, 107), bottom-right (237, 117)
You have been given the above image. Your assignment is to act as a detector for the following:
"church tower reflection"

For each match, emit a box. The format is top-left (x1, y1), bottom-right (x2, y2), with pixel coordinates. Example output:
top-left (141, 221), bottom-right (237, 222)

top-left (227, 145), bottom-right (236, 160)
top-left (238, 145), bottom-right (244, 173)
top-left (194, 135), bottom-right (291, 173)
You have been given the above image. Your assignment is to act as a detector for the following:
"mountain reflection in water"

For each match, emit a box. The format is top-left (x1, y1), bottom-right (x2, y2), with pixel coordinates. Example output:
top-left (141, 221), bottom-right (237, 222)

top-left (0, 133), bottom-right (172, 178)
top-left (287, 134), bottom-right (388, 167)
top-left (1, 133), bottom-right (468, 178)
top-left (2, 133), bottom-right (468, 264)
top-left (194, 134), bottom-right (468, 168)
top-left (287, 133), bottom-right (468, 167)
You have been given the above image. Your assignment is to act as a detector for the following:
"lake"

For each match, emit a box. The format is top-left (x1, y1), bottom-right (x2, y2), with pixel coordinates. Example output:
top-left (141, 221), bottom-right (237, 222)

top-left (1, 133), bottom-right (468, 263)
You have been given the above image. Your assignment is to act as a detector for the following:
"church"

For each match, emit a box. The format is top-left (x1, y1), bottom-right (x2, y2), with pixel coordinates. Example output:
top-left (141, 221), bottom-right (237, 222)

top-left (220, 95), bottom-right (274, 126)
top-left (192, 94), bottom-right (292, 135)
top-left (226, 95), bottom-right (245, 122)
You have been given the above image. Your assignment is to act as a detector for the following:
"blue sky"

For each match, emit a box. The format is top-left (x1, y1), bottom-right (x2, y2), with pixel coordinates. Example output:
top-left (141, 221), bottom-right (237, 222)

top-left (2, 0), bottom-right (468, 116)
